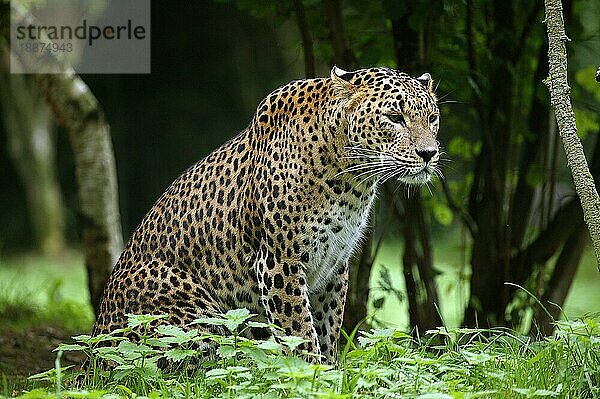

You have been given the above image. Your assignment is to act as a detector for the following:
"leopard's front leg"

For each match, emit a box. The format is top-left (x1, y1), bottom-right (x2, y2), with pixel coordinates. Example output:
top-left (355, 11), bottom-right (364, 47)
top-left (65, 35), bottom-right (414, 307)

top-left (254, 244), bottom-right (321, 359)
top-left (309, 263), bottom-right (349, 363)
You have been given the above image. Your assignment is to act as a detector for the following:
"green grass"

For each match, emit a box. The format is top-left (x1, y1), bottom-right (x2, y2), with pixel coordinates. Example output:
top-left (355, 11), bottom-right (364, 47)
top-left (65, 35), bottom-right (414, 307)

top-left (9, 310), bottom-right (600, 399)
top-left (0, 252), bottom-right (93, 332)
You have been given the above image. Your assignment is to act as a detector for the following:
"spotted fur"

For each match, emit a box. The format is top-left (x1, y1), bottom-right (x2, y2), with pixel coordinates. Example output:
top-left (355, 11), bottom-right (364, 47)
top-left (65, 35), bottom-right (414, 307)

top-left (93, 66), bottom-right (440, 362)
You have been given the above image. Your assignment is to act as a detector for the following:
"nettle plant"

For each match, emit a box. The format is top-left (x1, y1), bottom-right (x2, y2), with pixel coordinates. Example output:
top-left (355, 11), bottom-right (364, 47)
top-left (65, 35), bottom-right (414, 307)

top-left (50, 309), bottom-right (347, 393)
top-left (25, 310), bottom-right (600, 399)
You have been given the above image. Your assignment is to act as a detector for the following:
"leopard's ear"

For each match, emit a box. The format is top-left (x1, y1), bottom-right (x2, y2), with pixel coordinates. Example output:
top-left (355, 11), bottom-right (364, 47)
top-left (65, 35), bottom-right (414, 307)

top-left (331, 66), bottom-right (356, 95)
top-left (416, 73), bottom-right (434, 92)
top-left (331, 65), bottom-right (363, 109)
top-left (331, 65), bottom-right (355, 83)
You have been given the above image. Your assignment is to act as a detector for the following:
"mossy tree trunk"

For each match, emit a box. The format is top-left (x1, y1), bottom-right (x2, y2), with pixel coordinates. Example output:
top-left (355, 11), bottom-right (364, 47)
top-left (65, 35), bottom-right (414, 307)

top-left (543, 0), bottom-right (600, 271)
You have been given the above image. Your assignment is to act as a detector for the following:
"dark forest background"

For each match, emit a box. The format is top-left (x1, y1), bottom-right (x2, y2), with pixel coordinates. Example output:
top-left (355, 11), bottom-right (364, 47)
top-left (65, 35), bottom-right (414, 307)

top-left (1, 0), bottom-right (599, 336)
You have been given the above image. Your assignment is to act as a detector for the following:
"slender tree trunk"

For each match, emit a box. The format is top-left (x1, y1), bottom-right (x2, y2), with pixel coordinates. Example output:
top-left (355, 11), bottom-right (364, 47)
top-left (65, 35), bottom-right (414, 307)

top-left (0, 48), bottom-right (66, 256)
top-left (508, 43), bottom-right (549, 249)
top-left (465, 0), bottom-right (517, 327)
top-left (534, 224), bottom-right (586, 335)
top-left (37, 74), bottom-right (124, 313)
top-left (292, 0), bottom-right (315, 78)
top-left (323, 0), bottom-right (356, 68)
top-left (1, 5), bottom-right (124, 314)
top-left (5, 105), bottom-right (65, 255)
top-left (396, 191), bottom-right (443, 332)
top-left (534, 126), bottom-right (600, 333)
top-left (543, 0), bottom-right (600, 271)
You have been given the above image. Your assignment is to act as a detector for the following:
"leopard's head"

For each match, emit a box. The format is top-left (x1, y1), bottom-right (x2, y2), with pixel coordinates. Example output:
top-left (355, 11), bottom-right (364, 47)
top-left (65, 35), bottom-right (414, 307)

top-left (331, 66), bottom-right (440, 185)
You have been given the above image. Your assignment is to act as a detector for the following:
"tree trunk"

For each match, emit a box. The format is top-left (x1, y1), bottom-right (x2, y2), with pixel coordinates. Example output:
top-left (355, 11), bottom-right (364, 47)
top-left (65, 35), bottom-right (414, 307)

top-left (508, 43), bottom-right (549, 249)
top-left (323, 0), bottom-right (356, 68)
top-left (464, 0), bottom-right (517, 327)
top-left (533, 127), bottom-right (600, 334)
top-left (38, 74), bottom-right (124, 313)
top-left (292, 0), bottom-right (315, 78)
top-left (1, 4), bottom-right (124, 314)
top-left (0, 49), bottom-right (66, 256)
top-left (394, 190), bottom-right (443, 332)
top-left (534, 223), bottom-right (586, 335)
top-left (343, 232), bottom-right (373, 331)
top-left (543, 0), bottom-right (600, 271)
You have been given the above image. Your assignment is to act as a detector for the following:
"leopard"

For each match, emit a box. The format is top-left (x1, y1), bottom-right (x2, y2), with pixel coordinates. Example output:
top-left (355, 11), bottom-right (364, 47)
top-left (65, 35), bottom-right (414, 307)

top-left (93, 66), bottom-right (441, 362)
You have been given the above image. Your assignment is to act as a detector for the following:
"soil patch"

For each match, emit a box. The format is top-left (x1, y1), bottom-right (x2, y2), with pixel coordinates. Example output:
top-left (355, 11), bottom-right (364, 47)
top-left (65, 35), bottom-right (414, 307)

top-left (0, 325), bottom-right (86, 394)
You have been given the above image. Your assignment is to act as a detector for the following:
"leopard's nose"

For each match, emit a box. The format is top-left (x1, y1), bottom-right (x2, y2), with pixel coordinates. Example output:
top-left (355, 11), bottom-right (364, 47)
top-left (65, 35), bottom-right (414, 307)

top-left (416, 148), bottom-right (437, 163)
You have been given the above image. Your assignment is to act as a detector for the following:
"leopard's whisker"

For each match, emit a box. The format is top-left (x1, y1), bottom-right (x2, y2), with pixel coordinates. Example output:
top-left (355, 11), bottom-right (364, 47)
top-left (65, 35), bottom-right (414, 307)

top-left (391, 179), bottom-right (405, 197)
top-left (356, 165), bottom-right (396, 186)
top-left (343, 163), bottom-right (396, 176)
top-left (386, 168), bottom-right (414, 197)
top-left (352, 167), bottom-right (385, 187)
top-left (342, 154), bottom-right (384, 161)
top-left (433, 167), bottom-right (445, 180)
top-left (406, 182), bottom-right (416, 198)
top-left (378, 167), bottom-right (397, 183)
top-left (335, 161), bottom-right (396, 178)
top-left (340, 158), bottom-right (395, 170)
top-left (344, 145), bottom-right (383, 154)
top-left (424, 181), bottom-right (434, 196)
top-left (351, 164), bottom-right (395, 181)
top-left (343, 151), bottom-right (393, 160)
top-left (344, 147), bottom-right (397, 160)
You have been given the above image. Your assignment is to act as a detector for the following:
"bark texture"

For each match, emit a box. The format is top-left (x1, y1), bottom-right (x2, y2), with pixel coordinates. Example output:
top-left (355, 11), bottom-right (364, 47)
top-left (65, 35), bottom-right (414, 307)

top-left (1, 4), bottom-right (124, 313)
top-left (37, 73), bottom-right (124, 313)
top-left (544, 0), bottom-right (600, 270)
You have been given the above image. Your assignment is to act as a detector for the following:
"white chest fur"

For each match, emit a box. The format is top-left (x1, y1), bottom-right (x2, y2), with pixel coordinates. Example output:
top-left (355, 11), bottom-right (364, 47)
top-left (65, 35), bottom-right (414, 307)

top-left (304, 190), bottom-right (377, 293)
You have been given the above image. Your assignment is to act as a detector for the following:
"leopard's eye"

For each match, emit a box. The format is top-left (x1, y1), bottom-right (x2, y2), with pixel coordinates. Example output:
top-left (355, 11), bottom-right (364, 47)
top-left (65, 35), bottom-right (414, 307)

top-left (387, 113), bottom-right (406, 126)
top-left (428, 114), bottom-right (438, 124)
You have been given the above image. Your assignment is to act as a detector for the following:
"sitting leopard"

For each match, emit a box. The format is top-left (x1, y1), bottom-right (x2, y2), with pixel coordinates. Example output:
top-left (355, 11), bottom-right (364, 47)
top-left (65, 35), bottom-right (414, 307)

top-left (93, 66), bottom-right (440, 362)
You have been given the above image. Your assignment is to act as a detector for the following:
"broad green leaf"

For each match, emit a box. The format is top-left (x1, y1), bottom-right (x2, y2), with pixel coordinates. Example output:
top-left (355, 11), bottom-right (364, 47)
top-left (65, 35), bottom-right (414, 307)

top-left (125, 313), bottom-right (168, 329)
top-left (54, 343), bottom-right (86, 352)
top-left (257, 339), bottom-right (282, 351)
top-left (279, 335), bottom-right (306, 351)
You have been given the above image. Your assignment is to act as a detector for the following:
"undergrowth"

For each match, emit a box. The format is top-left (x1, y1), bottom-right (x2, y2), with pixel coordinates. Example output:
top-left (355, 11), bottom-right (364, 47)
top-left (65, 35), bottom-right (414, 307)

top-left (6, 309), bottom-right (599, 399)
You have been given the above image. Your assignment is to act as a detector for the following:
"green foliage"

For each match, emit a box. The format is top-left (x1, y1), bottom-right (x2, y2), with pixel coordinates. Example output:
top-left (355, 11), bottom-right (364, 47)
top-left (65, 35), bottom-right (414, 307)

top-left (10, 311), bottom-right (600, 398)
top-left (432, 201), bottom-right (454, 226)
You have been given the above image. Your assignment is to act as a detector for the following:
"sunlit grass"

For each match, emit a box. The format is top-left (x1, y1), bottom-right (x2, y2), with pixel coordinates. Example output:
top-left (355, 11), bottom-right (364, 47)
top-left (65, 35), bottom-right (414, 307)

top-left (0, 252), bottom-right (93, 332)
